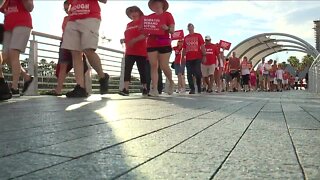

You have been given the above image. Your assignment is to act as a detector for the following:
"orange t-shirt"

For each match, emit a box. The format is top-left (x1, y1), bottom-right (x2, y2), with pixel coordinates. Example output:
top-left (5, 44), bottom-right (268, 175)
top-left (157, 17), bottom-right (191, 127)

top-left (183, 33), bottom-right (205, 61)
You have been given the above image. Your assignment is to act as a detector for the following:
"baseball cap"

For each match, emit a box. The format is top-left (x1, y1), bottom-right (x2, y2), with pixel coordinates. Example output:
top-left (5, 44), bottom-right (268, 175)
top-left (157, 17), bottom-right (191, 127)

top-left (205, 35), bottom-right (211, 40)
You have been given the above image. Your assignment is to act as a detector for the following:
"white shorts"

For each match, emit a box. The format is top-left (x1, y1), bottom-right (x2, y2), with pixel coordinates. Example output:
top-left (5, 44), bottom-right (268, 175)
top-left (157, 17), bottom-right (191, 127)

top-left (283, 79), bottom-right (288, 84)
top-left (201, 64), bottom-right (216, 77)
top-left (3, 26), bottom-right (31, 53)
top-left (61, 18), bottom-right (101, 51)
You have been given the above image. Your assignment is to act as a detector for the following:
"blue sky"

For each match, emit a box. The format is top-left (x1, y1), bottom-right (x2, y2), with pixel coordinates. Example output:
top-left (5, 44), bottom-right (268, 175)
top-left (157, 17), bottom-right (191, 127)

top-left (2, 0), bottom-right (319, 62)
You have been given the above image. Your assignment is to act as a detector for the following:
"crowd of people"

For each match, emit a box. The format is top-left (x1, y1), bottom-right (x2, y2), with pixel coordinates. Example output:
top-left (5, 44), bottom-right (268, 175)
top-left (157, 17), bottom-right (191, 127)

top-left (0, 0), bottom-right (307, 101)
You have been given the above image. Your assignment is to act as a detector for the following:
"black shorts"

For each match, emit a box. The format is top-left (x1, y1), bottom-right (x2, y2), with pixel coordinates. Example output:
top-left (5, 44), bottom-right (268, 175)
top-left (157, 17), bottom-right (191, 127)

top-left (58, 42), bottom-right (72, 64)
top-left (242, 74), bottom-right (250, 85)
top-left (147, 46), bottom-right (172, 54)
top-left (230, 70), bottom-right (240, 80)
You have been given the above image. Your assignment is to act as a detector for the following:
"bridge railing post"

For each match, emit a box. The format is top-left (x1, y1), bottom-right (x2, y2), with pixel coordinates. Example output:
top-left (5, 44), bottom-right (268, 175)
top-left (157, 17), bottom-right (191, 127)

top-left (25, 37), bottom-right (38, 96)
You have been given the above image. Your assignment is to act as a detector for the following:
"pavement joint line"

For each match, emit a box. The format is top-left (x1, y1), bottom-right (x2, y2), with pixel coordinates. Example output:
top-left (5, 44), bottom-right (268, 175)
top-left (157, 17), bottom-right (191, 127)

top-left (124, 104), bottom-right (232, 121)
top-left (280, 102), bottom-right (307, 180)
top-left (289, 128), bottom-right (320, 131)
top-left (0, 120), bottom-right (119, 143)
top-left (209, 101), bottom-right (268, 180)
top-left (167, 151), bottom-right (207, 156)
top-left (0, 106), bottom-right (157, 133)
top-left (298, 106), bottom-right (320, 124)
top-left (110, 101), bottom-right (256, 180)
top-left (27, 151), bottom-right (74, 159)
top-left (9, 101), bottom-right (252, 179)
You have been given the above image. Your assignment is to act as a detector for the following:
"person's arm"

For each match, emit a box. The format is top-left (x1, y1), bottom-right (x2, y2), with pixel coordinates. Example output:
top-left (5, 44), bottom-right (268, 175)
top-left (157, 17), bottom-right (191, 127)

top-left (162, 12), bottom-right (175, 34)
top-left (21, 0), bottom-right (34, 12)
top-left (127, 34), bottom-right (146, 47)
top-left (200, 44), bottom-right (206, 63)
top-left (181, 48), bottom-right (186, 63)
top-left (98, 0), bottom-right (107, 4)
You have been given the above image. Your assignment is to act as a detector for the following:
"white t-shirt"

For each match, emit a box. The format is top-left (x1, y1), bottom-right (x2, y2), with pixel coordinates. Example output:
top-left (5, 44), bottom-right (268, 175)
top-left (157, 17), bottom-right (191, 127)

top-left (276, 69), bottom-right (284, 80)
top-left (263, 63), bottom-right (271, 74)
top-left (257, 63), bottom-right (264, 74)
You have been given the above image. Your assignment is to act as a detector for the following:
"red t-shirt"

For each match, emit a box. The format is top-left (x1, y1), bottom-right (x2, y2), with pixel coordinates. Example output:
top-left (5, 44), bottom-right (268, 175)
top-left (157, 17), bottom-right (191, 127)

top-left (203, 43), bottom-right (219, 65)
top-left (2, 0), bottom-right (32, 31)
top-left (124, 19), bottom-right (147, 57)
top-left (283, 73), bottom-right (289, 80)
top-left (250, 72), bottom-right (256, 80)
top-left (147, 12), bottom-right (175, 48)
top-left (68, 0), bottom-right (101, 21)
top-left (229, 57), bottom-right (240, 71)
top-left (183, 33), bottom-right (204, 61)
top-left (173, 46), bottom-right (182, 64)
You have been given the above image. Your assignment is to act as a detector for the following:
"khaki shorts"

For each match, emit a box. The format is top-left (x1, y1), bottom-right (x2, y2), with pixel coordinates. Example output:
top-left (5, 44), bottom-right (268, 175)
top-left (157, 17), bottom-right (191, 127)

top-left (3, 26), bottom-right (31, 53)
top-left (61, 18), bottom-right (101, 51)
top-left (201, 64), bottom-right (216, 77)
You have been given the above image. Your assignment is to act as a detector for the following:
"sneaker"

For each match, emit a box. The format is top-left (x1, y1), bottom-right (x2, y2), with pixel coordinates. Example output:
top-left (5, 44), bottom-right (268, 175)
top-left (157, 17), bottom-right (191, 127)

top-left (148, 88), bottom-right (159, 97)
top-left (142, 88), bottom-right (148, 96)
top-left (119, 88), bottom-right (129, 96)
top-left (189, 90), bottom-right (195, 94)
top-left (11, 88), bottom-right (20, 97)
top-left (66, 85), bottom-right (88, 98)
top-left (179, 88), bottom-right (186, 94)
top-left (207, 89), bottom-right (213, 93)
top-left (44, 90), bottom-right (62, 96)
top-left (168, 82), bottom-right (174, 95)
top-left (0, 79), bottom-right (12, 100)
top-left (22, 75), bottom-right (34, 93)
top-left (99, 73), bottom-right (109, 95)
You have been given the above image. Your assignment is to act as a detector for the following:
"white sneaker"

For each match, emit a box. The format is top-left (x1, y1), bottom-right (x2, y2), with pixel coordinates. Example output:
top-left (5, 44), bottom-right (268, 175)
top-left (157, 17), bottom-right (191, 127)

top-left (168, 82), bottom-right (175, 95)
top-left (179, 88), bottom-right (186, 94)
top-left (148, 89), bottom-right (159, 97)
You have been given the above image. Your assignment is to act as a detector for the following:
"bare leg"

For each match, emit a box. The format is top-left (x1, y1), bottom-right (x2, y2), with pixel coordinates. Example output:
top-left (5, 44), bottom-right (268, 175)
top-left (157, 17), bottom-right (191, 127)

top-left (208, 75), bottom-right (214, 91)
top-left (84, 49), bottom-right (105, 78)
top-left (9, 49), bottom-right (21, 90)
top-left (148, 51), bottom-right (159, 91)
top-left (55, 64), bottom-right (68, 94)
top-left (159, 52), bottom-right (174, 84)
top-left (71, 50), bottom-right (84, 88)
top-left (177, 74), bottom-right (182, 91)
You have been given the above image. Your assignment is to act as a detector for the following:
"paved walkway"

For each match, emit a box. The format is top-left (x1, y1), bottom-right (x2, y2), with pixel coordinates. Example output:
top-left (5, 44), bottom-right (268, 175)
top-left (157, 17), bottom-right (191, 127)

top-left (0, 91), bottom-right (319, 180)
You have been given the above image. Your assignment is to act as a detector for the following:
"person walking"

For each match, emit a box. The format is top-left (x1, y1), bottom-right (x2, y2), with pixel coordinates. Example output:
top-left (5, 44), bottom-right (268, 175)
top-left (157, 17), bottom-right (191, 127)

top-left (173, 39), bottom-right (186, 93)
top-left (61, 0), bottom-right (110, 98)
top-left (0, 0), bottom-right (34, 98)
top-left (201, 35), bottom-right (219, 93)
top-left (240, 56), bottom-right (250, 92)
top-left (119, 6), bottom-right (148, 96)
top-left (182, 23), bottom-right (206, 94)
top-left (146, 0), bottom-right (175, 97)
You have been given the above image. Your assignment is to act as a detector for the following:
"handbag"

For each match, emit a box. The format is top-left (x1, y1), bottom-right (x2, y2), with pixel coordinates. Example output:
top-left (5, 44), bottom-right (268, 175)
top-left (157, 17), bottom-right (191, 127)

top-left (171, 62), bottom-right (175, 69)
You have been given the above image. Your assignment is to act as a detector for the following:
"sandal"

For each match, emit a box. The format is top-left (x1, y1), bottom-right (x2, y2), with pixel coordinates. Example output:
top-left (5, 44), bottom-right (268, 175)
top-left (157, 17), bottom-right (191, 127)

top-left (22, 75), bottom-right (34, 93)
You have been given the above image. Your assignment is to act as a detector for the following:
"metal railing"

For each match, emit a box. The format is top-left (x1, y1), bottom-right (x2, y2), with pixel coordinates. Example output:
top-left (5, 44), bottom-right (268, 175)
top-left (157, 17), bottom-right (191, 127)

top-left (308, 54), bottom-right (320, 93)
top-left (6, 31), bottom-right (177, 96)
